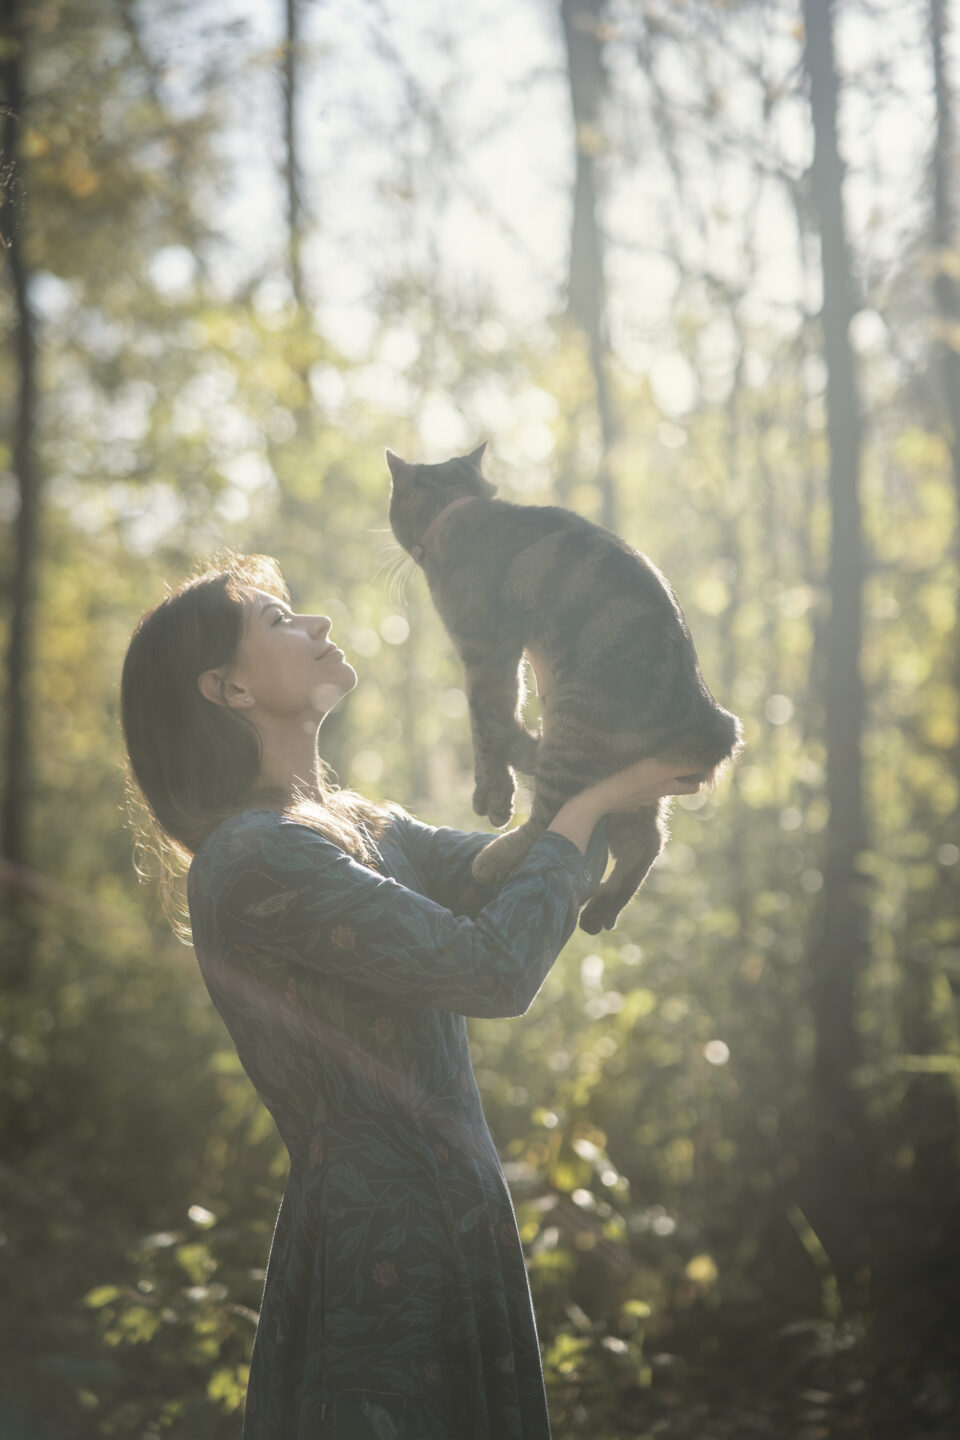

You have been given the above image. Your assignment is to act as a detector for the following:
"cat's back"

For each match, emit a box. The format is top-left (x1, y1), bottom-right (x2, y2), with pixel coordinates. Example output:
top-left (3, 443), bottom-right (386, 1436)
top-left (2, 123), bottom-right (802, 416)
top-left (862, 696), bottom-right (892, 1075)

top-left (430, 493), bottom-right (684, 654)
top-left (462, 496), bottom-right (656, 577)
top-left (492, 499), bottom-right (678, 617)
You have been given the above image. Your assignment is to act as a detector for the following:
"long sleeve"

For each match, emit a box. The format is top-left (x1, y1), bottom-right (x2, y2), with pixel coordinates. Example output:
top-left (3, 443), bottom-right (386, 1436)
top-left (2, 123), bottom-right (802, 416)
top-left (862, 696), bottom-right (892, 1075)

top-left (189, 811), bottom-right (598, 1019)
top-left (387, 814), bottom-right (503, 915)
top-left (389, 811), bottom-right (609, 916)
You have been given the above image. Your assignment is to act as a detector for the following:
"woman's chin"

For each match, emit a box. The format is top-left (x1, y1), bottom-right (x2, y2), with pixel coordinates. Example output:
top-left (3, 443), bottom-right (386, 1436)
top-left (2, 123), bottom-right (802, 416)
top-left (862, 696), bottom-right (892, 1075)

top-left (311, 670), bottom-right (357, 716)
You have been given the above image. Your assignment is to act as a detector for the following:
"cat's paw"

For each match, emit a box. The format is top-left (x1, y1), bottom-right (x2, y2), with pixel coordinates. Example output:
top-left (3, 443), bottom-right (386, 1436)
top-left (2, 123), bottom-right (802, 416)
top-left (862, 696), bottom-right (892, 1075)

top-left (473, 773), bottom-right (515, 828)
top-left (579, 894), bottom-right (626, 934)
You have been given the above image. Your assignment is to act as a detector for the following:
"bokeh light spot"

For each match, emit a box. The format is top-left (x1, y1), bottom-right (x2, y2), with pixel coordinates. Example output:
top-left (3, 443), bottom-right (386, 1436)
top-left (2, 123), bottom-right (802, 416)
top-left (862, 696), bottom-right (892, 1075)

top-left (765, 694), bottom-right (795, 725)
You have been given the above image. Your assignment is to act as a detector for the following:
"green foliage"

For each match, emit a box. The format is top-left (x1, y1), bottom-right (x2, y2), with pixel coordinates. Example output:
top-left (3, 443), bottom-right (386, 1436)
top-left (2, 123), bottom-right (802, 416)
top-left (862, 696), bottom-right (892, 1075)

top-left (2, 0), bottom-right (959, 1435)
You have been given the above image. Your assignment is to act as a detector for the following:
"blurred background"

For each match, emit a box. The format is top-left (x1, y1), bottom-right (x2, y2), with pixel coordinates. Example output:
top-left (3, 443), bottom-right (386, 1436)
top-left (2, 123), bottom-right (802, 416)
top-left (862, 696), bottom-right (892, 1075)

top-left (1, 0), bottom-right (958, 1435)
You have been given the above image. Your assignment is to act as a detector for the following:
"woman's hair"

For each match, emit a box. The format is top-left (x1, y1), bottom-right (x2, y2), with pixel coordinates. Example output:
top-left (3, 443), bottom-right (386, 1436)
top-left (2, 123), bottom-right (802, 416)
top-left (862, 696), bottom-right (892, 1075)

top-left (121, 551), bottom-right (396, 938)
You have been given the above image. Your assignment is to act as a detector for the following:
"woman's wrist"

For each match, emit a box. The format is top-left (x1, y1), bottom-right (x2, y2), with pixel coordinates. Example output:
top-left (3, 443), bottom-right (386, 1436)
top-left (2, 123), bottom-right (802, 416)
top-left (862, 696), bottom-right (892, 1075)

top-left (547, 792), bottom-right (605, 856)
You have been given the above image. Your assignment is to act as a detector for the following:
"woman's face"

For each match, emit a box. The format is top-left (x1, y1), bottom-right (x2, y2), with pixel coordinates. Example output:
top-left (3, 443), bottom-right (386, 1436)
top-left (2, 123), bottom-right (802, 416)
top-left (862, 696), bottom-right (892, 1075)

top-left (228, 588), bottom-right (357, 722)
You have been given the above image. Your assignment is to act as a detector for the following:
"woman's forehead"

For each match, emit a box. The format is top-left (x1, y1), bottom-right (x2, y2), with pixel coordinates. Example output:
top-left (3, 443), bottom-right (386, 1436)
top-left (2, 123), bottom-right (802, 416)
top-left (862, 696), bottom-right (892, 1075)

top-left (238, 587), bottom-right (286, 632)
top-left (248, 587), bottom-right (283, 610)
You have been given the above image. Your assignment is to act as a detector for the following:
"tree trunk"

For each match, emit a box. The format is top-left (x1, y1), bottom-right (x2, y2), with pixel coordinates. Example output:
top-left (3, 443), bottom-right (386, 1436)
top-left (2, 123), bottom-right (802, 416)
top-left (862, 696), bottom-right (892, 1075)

top-left (279, 0), bottom-right (311, 427)
top-left (896, 0), bottom-right (959, 1225)
top-left (559, 0), bottom-right (616, 530)
top-left (276, 0), bottom-right (349, 777)
top-left (931, 0), bottom-right (960, 761)
top-left (802, 0), bottom-right (869, 1293)
top-left (283, 0), bottom-right (305, 311)
top-left (1, 0), bottom-right (39, 983)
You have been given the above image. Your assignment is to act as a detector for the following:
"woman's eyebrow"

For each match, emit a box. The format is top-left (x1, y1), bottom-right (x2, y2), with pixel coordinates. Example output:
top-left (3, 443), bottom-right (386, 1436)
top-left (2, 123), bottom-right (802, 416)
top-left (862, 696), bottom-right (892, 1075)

top-left (259, 598), bottom-right (290, 619)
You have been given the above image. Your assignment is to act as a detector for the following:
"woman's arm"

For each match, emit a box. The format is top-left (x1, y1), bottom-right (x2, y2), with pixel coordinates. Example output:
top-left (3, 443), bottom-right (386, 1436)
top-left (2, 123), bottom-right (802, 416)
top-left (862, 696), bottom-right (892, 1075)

top-left (190, 763), bottom-right (696, 1020)
top-left (389, 811), bottom-right (609, 916)
top-left (190, 812), bottom-right (595, 1020)
top-left (386, 814), bottom-right (505, 914)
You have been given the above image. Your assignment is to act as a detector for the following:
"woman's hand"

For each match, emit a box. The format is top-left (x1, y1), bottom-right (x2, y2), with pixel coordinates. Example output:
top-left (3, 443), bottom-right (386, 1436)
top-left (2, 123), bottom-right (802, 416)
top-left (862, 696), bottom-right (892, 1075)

top-left (548, 759), bottom-right (704, 855)
top-left (578, 758), bottom-right (705, 816)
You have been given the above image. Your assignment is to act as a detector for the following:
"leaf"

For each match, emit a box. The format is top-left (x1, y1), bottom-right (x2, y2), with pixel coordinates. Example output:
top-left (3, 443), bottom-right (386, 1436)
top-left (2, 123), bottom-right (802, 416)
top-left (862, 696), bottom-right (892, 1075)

top-left (84, 1285), bottom-right (121, 1309)
top-left (455, 1204), bottom-right (484, 1234)
top-left (245, 890), bottom-right (297, 918)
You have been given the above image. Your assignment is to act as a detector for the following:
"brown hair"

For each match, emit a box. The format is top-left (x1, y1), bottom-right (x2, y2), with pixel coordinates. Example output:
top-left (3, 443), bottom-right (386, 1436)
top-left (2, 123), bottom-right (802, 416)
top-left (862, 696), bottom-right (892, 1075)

top-left (121, 552), bottom-right (395, 937)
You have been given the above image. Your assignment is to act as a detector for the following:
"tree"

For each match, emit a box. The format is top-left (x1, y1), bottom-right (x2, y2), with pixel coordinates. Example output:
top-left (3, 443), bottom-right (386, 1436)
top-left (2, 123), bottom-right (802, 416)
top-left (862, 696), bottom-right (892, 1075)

top-left (930, 0), bottom-right (960, 773)
top-left (0, 0), bottom-right (36, 868)
top-left (283, 0), bottom-right (305, 312)
top-left (802, 0), bottom-right (869, 1291)
top-left (1, 0), bottom-right (39, 983)
top-left (894, 0), bottom-right (959, 1236)
top-left (560, 0), bottom-right (617, 530)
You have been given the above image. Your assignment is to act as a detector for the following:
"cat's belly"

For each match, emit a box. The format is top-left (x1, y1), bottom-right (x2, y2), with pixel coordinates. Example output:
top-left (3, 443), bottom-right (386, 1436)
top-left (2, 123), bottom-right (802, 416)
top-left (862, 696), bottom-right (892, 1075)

top-left (524, 645), bottom-right (555, 710)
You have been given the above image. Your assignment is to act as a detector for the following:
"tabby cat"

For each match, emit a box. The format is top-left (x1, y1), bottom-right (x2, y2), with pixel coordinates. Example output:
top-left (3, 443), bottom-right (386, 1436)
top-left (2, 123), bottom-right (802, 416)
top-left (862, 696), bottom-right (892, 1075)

top-left (386, 444), bottom-right (742, 932)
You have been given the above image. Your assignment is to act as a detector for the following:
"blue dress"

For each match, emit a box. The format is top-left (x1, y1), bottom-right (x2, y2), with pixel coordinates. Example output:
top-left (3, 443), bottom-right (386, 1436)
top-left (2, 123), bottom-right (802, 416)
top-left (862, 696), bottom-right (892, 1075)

top-left (187, 808), bottom-right (606, 1440)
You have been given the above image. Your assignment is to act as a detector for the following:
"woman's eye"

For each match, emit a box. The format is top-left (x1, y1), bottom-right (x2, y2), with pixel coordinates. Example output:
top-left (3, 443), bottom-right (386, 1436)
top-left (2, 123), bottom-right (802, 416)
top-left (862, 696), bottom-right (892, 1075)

top-left (272, 611), bottom-right (291, 625)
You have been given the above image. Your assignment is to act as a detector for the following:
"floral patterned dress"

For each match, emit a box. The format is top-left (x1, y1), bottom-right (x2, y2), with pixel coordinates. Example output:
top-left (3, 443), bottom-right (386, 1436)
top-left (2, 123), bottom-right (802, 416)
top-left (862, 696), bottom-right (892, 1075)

top-left (187, 808), bottom-right (606, 1440)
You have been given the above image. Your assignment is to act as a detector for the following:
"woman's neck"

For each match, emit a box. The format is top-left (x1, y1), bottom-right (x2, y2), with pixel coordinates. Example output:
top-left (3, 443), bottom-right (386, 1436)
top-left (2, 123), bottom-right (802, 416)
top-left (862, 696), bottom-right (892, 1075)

top-left (255, 718), bottom-right (323, 801)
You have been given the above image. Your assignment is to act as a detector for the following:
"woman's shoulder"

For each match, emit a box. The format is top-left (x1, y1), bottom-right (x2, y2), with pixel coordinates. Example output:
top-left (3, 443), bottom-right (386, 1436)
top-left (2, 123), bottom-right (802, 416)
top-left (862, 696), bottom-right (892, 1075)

top-left (190, 808), bottom-right (336, 878)
top-left (195, 807), bottom-right (280, 850)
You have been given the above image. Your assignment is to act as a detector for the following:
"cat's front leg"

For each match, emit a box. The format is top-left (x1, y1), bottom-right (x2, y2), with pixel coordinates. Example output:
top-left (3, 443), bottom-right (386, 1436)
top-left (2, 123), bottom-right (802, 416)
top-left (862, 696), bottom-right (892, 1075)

top-left (464, 643), bottom-right (528, 827)
top-left (471, 739), bottom-right (579, 883)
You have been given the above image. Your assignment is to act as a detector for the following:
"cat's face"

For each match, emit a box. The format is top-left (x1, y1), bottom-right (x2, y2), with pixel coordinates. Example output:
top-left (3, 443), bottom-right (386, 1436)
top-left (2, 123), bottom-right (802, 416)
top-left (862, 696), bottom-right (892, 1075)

top-left (386, 444), bottom-right (497, 554)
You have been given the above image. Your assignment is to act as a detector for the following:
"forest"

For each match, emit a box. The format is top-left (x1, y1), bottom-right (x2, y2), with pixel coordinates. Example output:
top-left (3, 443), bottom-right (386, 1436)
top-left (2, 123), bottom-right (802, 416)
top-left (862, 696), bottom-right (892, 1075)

top-left (1, 0), bottom-right (958, 1435)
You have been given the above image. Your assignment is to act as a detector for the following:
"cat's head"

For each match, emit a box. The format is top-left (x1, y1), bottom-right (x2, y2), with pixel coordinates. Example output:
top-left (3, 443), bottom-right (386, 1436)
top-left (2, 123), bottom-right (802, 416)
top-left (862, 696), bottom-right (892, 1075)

top-left (386, 444), bottom-right (497, 555)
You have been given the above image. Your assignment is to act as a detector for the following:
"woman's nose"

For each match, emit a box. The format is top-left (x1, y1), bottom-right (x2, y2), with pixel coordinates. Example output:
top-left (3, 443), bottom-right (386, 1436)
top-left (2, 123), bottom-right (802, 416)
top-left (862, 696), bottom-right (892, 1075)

top-left (310, 615), bottom-right (332, 640)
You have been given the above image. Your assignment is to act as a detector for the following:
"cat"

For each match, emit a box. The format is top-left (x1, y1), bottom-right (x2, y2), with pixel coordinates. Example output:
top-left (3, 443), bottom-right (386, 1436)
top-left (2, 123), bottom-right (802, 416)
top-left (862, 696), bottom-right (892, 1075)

top-left (385, 443), bottom-right (742, 933)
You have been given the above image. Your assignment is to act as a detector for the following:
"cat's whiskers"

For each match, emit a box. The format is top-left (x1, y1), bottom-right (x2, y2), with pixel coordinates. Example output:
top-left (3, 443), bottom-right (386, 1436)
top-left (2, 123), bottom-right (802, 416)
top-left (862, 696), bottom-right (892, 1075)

top-left (371, 543), bottom-right (405, 586)
top-left (373, 542), bottom-right (416, 609)
top-left (388, 554), bottom-right (416, 608)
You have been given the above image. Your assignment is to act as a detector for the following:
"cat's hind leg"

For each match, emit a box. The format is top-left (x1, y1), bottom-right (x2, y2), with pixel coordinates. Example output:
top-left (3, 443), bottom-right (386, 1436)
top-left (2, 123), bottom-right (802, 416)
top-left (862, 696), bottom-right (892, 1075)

top-left (579, 804), bottom-right (665, 933)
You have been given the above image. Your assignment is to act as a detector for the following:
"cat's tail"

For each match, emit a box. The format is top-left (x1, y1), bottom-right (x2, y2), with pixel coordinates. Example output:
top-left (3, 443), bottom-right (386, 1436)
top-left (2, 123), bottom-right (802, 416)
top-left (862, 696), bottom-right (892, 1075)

top-left (670, 701), bottom-right (743, 785)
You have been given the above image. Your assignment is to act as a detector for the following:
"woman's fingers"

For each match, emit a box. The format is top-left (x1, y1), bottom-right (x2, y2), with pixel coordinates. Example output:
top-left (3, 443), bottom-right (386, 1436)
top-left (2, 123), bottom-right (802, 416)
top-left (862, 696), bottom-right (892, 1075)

top-left (617, 760), bottom-right (703, 792)
top-left (600, 763), bottom-right (706, 811)
top-left (577, 758), bottom-right (708, 817)
top-left (662, 779), bottom-right (702, 796)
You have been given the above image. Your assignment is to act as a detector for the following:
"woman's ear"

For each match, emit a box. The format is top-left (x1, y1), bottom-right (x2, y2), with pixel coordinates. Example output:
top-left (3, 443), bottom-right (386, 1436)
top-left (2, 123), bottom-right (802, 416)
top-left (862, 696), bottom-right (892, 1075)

top-left (198, 669), bottom-right (226, 706)
top-left (198, 669), bottom-right (251, 708)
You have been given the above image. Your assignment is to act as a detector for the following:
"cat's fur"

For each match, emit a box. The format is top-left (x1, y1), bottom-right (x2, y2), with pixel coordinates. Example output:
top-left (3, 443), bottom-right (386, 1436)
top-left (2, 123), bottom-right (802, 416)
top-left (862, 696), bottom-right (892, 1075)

top-left (386, 444), bottom-right (742, 932)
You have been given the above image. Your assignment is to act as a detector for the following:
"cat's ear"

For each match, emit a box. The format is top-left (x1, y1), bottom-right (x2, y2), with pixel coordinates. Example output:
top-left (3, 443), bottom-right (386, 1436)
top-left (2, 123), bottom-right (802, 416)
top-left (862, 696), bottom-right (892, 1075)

top-left (385, 449), bottom-right (411, 482)
top-left (465, 441), bottom-right (487, 470)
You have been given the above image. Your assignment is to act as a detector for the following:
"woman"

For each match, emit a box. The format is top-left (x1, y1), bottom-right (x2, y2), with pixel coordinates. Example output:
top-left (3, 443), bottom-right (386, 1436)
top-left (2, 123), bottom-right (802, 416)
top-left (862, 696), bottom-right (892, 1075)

top-left (121, 553), bottom-right (701, 1440)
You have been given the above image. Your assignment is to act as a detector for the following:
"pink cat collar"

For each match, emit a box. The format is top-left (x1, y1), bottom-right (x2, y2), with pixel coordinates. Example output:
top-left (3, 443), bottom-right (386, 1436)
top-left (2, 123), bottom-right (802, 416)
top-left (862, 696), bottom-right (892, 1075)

top-left (410, 495), bottom-right (480, 566)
